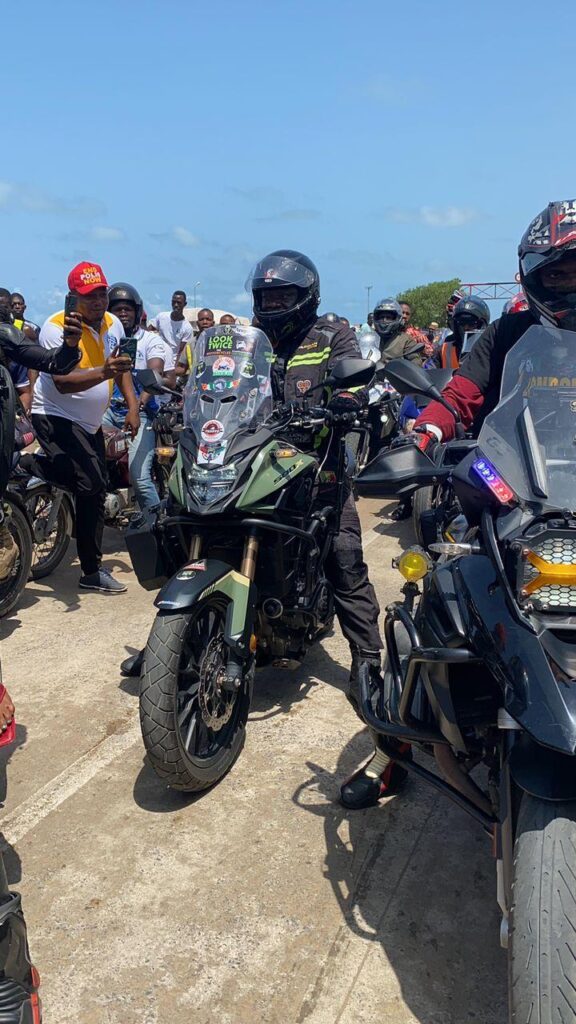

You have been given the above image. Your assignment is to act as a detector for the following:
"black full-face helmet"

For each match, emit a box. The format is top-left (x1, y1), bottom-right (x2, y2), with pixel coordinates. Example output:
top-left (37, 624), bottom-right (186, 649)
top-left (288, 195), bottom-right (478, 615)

top-left (323, 312), bottom-right (339, 323)
top-left (519, 200), bottom-right (576, 330)
top-left (246, 250), bottom-right (320, 344)
top-left (452, 296), bottom-right (490, 341)
top-left (372, 297), bottom-right (403, 342)
top-left (107, 282), bottom-right (143, 330)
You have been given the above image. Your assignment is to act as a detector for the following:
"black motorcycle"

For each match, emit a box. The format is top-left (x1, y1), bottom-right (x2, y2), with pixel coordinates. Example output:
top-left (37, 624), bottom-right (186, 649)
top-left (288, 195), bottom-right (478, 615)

top-left (356, 325), bottom-right (576, 1022)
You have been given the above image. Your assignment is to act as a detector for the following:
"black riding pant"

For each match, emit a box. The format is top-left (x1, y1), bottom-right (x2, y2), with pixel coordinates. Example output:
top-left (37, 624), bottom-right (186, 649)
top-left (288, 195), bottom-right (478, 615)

top-left (28, 414), bottom-right (106, 576)
top-left (325, 492), bottom-right (382, 653)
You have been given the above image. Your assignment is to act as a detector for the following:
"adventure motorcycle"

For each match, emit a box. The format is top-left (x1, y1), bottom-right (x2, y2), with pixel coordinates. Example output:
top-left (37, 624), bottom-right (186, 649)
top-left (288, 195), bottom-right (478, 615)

top-left (126, 324), bottom-right (374, 793)
top-left (356, 326), bottom-right (576, 1023)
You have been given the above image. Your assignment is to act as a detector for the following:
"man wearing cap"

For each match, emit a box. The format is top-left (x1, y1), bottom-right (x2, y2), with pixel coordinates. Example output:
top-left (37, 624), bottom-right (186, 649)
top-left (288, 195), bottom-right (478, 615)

top-left (27, 261), bottom-right (140, 593)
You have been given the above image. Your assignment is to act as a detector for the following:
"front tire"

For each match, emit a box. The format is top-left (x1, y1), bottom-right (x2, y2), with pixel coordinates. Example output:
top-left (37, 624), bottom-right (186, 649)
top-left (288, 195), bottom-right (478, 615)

top-left (509, 793), bottom-right (576, 1023)
top-left (412, 484), bottom-right (436, 546)
top-left (24, 486), bottom-right (72, 580)
top-left (0, 500), bottom-right (32, 617)
top-left (139, 599), bottom-right (253, 792)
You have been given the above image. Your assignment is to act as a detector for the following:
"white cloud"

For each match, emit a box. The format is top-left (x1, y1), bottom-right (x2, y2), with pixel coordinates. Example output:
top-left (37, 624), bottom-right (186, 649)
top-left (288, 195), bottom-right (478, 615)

top-left (172, 226), bottom-right (199, 247)
top-left (384, 205), bottom-right (479, 228)
top-left (92, 226), bottom-right (124, 242)
top-left (0, 179), bottom-right (105, 217)
top-left (230, 292), bottom-right (251, 308)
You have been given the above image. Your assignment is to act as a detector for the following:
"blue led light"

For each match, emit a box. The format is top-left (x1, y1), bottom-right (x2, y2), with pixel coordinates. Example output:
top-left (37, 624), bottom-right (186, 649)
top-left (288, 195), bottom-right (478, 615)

top-left (472, 456), bottom-right (515, 504)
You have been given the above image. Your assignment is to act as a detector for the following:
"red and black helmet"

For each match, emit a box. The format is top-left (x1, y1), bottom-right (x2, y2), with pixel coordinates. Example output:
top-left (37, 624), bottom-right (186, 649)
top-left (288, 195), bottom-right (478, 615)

top-left (519, 200), bottom-right (576, 328)
top-left (446, 288), bottom-right (465, 328)
top-left (503, 290), bottom-right (529, 315)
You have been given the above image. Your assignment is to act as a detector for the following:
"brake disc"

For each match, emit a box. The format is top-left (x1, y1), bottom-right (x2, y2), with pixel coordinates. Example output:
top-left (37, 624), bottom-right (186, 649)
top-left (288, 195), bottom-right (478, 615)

top-left (198, 636), bottom-right (235, 731)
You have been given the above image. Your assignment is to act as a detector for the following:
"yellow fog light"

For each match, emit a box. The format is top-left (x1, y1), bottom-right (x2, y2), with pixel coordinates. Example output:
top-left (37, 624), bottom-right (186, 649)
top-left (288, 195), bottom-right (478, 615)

top-left (394, 546), bottom-right (431, 582)
top-left (155, 445), bottom-right (176, 463)
top-left (275, 446), bottom-right (298, 459)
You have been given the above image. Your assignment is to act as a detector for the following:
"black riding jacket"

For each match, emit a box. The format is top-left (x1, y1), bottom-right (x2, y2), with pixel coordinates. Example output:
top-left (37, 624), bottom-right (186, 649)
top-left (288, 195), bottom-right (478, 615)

top-left (271, 316), bottom-right (363, 452)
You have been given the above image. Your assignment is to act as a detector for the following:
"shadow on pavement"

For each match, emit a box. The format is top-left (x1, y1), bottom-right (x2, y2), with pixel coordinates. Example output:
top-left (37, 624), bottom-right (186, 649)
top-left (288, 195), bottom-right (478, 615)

top-left (293, 731), bottom-right (507, 1024)
top-left (250, 641), bottom-right (348, 720)
top-left (132, 755), bottom-right (209, 814)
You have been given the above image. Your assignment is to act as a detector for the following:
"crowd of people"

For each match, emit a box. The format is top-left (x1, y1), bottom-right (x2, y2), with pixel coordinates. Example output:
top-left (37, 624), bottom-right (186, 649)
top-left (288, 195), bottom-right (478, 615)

top-left (0, 197), bottom-right (574, 1016)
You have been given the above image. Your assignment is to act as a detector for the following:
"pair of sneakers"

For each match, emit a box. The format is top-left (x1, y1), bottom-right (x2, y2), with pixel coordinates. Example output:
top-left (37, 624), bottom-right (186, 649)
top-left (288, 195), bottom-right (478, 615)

top-left (79, 568), bottom-right (127, 594)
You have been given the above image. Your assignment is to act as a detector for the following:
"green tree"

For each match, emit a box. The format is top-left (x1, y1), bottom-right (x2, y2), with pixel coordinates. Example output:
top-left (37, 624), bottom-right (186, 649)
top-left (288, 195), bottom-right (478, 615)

top-left (397, 278), bottom-right (462, 329)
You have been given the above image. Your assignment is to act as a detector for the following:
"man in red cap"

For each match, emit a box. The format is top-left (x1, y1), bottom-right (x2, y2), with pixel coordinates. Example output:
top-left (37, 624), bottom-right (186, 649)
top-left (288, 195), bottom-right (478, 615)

top-left (27, 261), bottom-right (140, 593)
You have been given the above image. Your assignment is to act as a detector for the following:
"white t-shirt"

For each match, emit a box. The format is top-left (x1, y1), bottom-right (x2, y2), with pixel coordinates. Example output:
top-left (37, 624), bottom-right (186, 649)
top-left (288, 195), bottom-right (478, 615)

top-left (149, 311), bottom-right (193, 370)
top-left (134, 328), bottom-right (166, 369)
top-left (32, 311), bottom-right (125, 434)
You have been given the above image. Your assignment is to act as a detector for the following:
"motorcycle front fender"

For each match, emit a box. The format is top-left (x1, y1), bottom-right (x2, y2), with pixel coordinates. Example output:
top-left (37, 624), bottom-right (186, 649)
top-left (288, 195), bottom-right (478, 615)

top-left (508, 733), bottom-right (576, 801)
top-left (155, 559), bottom-right (257, 658)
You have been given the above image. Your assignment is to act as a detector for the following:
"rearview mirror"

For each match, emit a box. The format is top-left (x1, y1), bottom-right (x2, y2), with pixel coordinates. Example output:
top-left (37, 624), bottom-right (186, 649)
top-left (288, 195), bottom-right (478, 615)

top-left (136, 368), bottom-right (166, 395)
top-left (325, 358), bottom-right (375, 389)
top-left (383, 359), bottom-right (442, 400)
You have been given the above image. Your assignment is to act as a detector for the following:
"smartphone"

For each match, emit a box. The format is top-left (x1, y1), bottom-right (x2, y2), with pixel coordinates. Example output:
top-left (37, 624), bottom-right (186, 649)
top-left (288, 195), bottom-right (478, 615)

top-left (119, 336), bottom-right (138, 362)
top-left (64, 292), bottom-right (79, 318)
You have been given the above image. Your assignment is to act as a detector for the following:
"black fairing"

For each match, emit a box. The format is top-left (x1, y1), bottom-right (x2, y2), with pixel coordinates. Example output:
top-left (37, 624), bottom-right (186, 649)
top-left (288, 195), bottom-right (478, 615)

top-left (357, 443), bottom-right (449, 498)
top-left (421, 554), bottom-right (576, 754)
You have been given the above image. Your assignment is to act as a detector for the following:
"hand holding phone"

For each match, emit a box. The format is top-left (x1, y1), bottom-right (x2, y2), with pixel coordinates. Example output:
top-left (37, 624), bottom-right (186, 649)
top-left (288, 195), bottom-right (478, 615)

top-left (63, 293), bottom-right (82, 347)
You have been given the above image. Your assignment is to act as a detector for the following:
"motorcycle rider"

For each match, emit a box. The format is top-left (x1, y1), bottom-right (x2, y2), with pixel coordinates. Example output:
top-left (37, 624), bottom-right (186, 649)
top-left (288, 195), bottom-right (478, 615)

top-left (341, 199), bottom-right (576, 808)
top-left (104, 283), bottom-right (167, 517)
top-left (249, 251), bottom-right (385, 703)
top-left (373, 298), bottom-right (426, 365)
top-left (434, 296), bottom-right (490, 369)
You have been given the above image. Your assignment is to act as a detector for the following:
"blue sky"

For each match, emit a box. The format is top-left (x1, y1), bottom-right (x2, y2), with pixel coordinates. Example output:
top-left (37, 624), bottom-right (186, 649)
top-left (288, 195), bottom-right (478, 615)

top-left (2, 0), bottom-right (575, 325)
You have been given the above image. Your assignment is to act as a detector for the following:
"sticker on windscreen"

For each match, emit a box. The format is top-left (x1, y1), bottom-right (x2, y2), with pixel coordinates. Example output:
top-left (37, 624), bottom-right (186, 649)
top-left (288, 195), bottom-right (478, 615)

top-left (241, 359), bottom-right (256, 378)
top-left (213, 356), bottom-right (235, 376)
top-left (197, 441), bottom-right (227, 465)
top-left (201, 419), bottom-right (225, 443)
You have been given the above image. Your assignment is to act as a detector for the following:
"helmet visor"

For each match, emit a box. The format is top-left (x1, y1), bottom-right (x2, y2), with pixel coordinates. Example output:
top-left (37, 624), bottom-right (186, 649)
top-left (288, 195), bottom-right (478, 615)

top-left (246, 255), bottom-right (317, 293)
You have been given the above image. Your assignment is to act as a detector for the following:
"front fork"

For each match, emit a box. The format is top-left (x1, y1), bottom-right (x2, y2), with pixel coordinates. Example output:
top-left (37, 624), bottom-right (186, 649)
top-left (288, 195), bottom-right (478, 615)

top-left (189, 530), bottom-right (259, 691)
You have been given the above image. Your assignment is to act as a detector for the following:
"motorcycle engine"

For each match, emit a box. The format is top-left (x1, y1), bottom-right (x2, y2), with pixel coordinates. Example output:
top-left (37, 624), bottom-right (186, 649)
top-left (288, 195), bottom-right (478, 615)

top-left (104, 491), bottom-right (125, 521)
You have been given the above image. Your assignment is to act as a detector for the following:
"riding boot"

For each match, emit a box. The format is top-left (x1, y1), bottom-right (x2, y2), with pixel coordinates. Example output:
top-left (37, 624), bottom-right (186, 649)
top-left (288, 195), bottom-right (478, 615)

top-left (120, 649), bottom-right (144, 678)
top-left (340, 735), bottom-right (411, 809)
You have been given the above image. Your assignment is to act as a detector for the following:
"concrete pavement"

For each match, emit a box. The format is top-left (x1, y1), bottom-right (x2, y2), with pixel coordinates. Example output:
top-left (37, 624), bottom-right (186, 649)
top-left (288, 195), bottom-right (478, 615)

top-left (0, 498), bottom-right (507, 1023)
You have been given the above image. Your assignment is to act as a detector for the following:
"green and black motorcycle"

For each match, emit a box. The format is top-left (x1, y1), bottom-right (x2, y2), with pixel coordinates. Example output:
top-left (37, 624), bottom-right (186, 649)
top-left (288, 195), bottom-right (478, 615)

top-left (127, 324), bottom-right (373, 792)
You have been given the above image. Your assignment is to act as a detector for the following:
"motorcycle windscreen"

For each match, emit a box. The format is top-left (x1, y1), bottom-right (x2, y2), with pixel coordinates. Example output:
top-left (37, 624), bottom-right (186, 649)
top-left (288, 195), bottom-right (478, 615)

top-left (356, 443), bottom-right (449, 498)
top-left (183, 325), bottom-right (274, 462)
top-left (478, 325), bottom-right (576, 512)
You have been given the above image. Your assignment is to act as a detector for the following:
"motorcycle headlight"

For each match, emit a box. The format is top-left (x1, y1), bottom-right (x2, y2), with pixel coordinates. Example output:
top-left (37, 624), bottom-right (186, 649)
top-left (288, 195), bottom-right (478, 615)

top-left (189, 463), bottom-right (237, 504)
top-left (518, 530), bottom-right (576, 611)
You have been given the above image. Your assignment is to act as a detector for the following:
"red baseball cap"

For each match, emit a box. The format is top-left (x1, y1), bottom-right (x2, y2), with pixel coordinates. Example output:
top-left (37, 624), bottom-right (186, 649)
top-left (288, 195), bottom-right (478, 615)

top-left (67, 261), bottom-right (108, 295)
